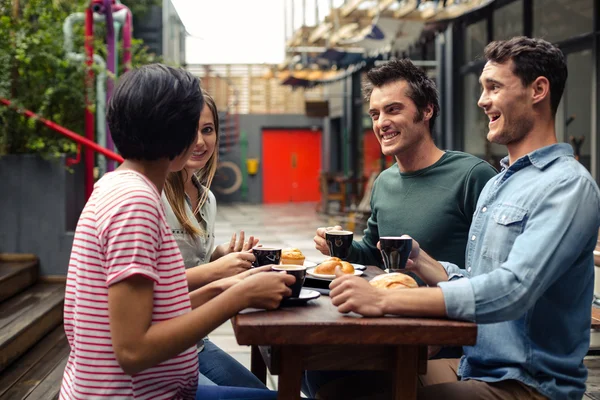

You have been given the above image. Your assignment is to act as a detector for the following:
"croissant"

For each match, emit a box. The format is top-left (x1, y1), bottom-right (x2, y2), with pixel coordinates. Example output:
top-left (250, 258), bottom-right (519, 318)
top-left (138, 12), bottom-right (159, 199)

top-left (369, 273), bottom-right (418, 289)
top-left (314, 258), bottom-right (355, 275)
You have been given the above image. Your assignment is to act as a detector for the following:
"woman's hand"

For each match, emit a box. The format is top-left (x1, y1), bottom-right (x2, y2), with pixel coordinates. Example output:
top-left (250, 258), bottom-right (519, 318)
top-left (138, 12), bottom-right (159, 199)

top-left (215, 265), bottom-right (272, 291)
top-left (212, 251), bottom-right (255, 278)
top-left (234, 271), bottom-right (295, 310)
top-left (212, 231), bottom-right (260, 260)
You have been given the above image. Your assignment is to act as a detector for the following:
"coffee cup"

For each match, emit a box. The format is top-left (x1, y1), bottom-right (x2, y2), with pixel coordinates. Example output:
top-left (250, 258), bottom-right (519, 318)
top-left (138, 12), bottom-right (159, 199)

top-left (272, 265), bottom-right (307, 298)
top-left (252, 247), bottom-right (281, 267)
top-left (325, 230), bottom-right (354, 260)
top-left (379, 237), bottom-right (412, 271)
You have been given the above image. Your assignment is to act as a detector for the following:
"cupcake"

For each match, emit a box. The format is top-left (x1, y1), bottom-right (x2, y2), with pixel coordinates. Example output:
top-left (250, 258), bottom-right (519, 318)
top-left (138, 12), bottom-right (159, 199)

top-left (280, 248), bottom-right (305, 266)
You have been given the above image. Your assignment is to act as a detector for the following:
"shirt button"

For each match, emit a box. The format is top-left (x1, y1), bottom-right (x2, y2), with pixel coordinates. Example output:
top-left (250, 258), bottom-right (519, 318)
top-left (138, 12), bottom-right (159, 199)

top-left (467, 267), bottom-right (472, 273)
top-left (482, 207), bottom-right (487, 213)
top-left (502, 215), bottom-right (507, 221)
top-left (471, 235), bottom-right (476, 241)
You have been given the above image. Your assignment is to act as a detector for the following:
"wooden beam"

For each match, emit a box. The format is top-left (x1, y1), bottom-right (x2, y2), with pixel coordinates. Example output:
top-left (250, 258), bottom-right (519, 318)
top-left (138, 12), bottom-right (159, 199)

top-left (309, 21), bottom-right (333, 44)
top-left (368, 0), bottom-right (397, 17)
top-left (340, 0), bottom-right (366, 18)
top-left (393, 0), bottom-right (419, 18)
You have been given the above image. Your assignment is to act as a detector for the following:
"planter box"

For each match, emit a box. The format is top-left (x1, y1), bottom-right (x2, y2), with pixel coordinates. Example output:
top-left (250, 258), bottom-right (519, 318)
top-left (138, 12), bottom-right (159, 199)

top-left (0, 154), bottom-right (85, 276)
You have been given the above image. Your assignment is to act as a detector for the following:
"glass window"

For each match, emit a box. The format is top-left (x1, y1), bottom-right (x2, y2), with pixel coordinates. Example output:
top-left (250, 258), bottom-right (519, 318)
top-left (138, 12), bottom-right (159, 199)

top-left (533, 0), bottom-right (593, 43)
top-left (564, 49), bottom-right (593, 172)
top-left (464, 19), bottom-right (487, 63)
top-left (494, 0), bottom-right (523, 40)
top-left (462, 73), bottom-right (506, 165)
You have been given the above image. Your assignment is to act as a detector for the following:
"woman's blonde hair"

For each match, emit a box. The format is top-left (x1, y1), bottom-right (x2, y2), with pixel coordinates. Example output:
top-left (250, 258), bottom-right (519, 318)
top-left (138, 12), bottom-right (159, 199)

top-left (163, 89), bottom-right (220, 236)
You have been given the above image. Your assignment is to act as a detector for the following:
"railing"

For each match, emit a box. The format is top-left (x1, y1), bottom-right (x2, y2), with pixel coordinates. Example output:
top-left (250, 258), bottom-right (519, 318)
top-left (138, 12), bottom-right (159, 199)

top-left (0, 98), bottom-right (123, 199)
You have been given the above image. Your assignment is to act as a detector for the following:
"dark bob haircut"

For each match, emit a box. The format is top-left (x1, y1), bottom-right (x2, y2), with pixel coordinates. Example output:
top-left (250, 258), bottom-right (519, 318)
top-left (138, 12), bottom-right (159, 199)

top-left (107, 64), bottom-right (203, 161)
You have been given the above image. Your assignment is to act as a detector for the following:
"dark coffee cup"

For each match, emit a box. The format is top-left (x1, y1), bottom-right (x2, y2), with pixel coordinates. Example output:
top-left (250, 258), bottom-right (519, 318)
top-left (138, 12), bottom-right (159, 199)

top-left (272, 265), bottom-right (307, 298)
top-left (252, 247), bottom-right (281, 267)
top-left (325, 230), bottom-right (354, 260)
top-left (379, 237), bottom-right (412, 271)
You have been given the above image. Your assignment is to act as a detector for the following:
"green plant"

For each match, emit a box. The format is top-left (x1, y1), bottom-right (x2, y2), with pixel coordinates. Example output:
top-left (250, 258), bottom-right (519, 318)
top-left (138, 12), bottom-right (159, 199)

top-left (0, 0), bottom-right (163, 157)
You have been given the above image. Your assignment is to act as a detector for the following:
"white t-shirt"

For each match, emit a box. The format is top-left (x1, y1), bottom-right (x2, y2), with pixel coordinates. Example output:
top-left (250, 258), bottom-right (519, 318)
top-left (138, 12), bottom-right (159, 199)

top-left (61, 170), bottom-right (199, 400)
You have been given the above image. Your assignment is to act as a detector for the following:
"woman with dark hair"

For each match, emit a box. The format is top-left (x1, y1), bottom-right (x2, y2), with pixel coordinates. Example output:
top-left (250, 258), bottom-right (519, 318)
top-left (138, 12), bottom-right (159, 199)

top-left (61, 64), bottom-right (285, 399)
top-left (161, 90), bottom-right (266, 388)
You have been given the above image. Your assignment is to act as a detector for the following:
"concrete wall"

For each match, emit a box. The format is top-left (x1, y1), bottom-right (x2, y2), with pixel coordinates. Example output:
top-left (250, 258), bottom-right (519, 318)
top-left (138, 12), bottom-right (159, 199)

top-left (0, 155), bottom-right (82, 276)
top-left (214, 114), bottom-right (324, 204)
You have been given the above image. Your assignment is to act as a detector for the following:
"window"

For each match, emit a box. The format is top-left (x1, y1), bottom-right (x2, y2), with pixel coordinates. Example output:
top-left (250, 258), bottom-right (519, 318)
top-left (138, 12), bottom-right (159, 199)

top-left (464, 19), bottom-right (488, 63)
top-left (533, 0), bottom-right (593, 43)
top-left (462, 73), bottom-right (506, 161)
top-left (494, 0), bottom-right (523, 40)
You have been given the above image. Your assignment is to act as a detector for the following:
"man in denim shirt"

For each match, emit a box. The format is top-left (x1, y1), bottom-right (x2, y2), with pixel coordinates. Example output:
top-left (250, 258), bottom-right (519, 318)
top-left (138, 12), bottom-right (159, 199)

top-left (329, 37), bottom-right (600, 400)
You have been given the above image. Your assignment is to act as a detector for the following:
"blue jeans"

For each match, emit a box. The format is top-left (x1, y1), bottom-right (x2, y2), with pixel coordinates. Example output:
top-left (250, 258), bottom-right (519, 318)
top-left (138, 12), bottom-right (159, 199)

top-left (195, 385), bottom-right (277, 400)
top-left (198, 339), bottom-right (268, 389)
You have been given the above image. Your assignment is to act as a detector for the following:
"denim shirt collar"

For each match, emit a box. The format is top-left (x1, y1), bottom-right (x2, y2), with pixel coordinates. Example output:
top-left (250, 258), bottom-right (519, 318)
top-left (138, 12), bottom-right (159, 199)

top-left (499, 143), bottom-right (574, 172)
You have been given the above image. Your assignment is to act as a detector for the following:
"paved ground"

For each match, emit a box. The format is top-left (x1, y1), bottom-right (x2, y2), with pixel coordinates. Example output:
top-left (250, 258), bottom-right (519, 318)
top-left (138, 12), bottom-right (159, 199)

top-left (208, 202), bottom-right (600, 398)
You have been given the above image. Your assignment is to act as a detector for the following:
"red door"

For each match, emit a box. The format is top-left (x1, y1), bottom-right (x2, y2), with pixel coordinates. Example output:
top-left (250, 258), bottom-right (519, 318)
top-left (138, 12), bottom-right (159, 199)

top-left (262, 129), bottom-right (322, 203)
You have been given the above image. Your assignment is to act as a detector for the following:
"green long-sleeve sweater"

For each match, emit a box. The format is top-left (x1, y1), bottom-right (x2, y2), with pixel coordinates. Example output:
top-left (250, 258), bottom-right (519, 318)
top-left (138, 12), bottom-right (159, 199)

top-left (349, 151), bottom-right (498, 269)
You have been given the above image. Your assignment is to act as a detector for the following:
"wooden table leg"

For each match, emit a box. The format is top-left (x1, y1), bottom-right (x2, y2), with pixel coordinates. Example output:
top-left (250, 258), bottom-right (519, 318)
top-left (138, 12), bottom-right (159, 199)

top-left (393, 345), bottom-right (420, 400)
top-left (251, 345), bottom-right (267, 384)
top-left (277, 346), bottom-right (303, 400)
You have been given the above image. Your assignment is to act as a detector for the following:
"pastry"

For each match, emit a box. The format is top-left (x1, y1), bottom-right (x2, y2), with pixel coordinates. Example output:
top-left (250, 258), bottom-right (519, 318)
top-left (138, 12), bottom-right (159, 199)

top-left (314, 257), bottom-right (355, 275)
top-left (369, 273), bottom-right (418, 289)
top-left (280, 248), bottom-right (305, 265)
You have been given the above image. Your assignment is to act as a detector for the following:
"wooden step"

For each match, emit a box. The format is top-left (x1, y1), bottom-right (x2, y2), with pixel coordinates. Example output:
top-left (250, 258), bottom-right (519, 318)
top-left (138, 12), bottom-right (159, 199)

top-left (0, 324), bottom-right (68, 400)
top-left (0, 283), bottom-right (65, 373)
top-left (0, 259), bottom-right (39, 303)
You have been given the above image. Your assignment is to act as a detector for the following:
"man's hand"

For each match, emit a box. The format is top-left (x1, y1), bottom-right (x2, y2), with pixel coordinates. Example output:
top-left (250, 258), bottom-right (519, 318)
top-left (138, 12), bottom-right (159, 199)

top-left (236, 271), bottom-right (295, 310)
top-left (314, 225), bottom-right (343, 256)
top-left (329, 267), bottom-right (386, 317)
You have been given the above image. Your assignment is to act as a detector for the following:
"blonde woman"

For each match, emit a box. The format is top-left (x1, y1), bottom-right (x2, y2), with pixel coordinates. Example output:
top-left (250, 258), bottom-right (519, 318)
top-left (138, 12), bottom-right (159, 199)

top-left (162, 91), bottom-right (265, 389)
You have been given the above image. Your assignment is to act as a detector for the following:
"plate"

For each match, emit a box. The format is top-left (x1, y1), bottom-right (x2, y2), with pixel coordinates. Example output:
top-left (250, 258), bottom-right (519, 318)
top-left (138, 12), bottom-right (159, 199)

top-left (307, 268), bottom-right (364, 280)
top-left (304, 260), bottom-right (318, 268)
top-left (281, 289), bottom-right (321, 306)
top-left (351, 263), bottom-right (366, 271)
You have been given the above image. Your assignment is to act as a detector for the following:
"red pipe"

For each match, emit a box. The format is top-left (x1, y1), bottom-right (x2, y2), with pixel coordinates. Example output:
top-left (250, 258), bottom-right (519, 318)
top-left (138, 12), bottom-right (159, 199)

top-left (0, 98), bottom-right (124, 163)
top-left (84, 6), bottom-right (95, 199)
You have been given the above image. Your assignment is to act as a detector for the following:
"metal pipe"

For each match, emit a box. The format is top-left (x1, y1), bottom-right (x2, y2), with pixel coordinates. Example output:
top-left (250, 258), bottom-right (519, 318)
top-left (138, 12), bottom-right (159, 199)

top-left (84, 6), bottom-right (95, 199)
top-left (112, 4), bottom-right (132, 71)
top-left (64, 12), bottom-right (108, 178)
top-left (103, 0), bottom-right (116, 171)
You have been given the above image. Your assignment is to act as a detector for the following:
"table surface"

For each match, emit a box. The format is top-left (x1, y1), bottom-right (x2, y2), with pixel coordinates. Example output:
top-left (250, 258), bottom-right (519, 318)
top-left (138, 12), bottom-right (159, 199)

top-left (232, 266), bottom-right (477, 347)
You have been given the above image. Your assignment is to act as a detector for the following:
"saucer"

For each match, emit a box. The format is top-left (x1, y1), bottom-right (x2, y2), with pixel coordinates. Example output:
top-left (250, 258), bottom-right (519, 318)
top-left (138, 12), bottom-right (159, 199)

top-left (307, 268), bottom-right (364, 280)
top-left (351, 263), bottom-right (366, 271)
top-left (281, 289), bottom-right (321, 306)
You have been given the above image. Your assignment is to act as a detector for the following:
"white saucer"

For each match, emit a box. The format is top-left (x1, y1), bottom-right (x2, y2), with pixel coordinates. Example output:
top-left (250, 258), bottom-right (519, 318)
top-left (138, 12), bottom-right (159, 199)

top-left (307, 268), bottom-right (364, 280)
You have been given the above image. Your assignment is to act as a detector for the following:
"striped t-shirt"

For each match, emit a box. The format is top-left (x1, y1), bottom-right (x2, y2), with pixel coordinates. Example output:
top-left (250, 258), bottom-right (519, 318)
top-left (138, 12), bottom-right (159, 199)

top-left (61, 170), bottom-right (199, 399)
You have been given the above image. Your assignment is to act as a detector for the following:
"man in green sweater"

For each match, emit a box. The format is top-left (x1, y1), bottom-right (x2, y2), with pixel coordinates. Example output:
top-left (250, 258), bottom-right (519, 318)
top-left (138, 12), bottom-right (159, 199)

top-left (304, 59), bottom-right (497, 399)
top-left (314, 59), bottom-right (497, 270)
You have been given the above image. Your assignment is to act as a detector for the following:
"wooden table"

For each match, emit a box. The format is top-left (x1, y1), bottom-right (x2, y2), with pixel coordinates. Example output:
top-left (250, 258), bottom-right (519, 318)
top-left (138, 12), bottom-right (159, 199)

top-left (231, 266), bottom-right (477, 400)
